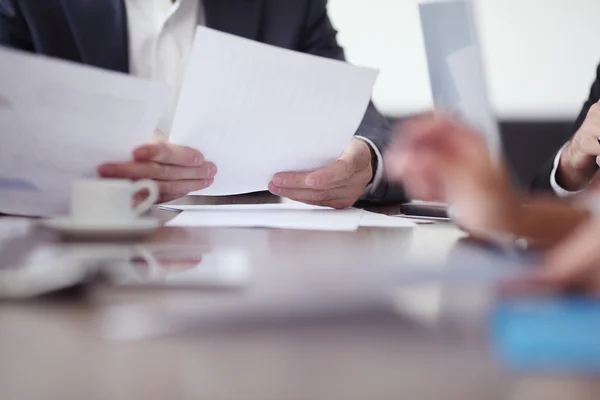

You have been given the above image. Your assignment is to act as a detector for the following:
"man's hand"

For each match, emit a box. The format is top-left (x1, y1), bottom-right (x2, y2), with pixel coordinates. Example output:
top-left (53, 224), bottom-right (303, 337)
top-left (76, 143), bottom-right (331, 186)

top-left (268, 138), bottom-right (374, 209)
top-left (558, 101), bottom-right (600, 191)
top-left (98, 131), bottom-right (217, 203)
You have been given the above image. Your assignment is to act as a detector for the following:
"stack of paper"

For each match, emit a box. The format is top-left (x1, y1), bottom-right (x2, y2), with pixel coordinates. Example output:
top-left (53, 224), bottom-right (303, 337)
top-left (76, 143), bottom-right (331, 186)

top-left (170, 27), bottom-right (379, 196)
top-left (360, 210), bottom-right (418, 229)
top-left (0, 48), bottom-right (168, 217)
top-left (164, 204), bottom-right (362, 231)
top-left (162, 204), bottom-right (416, 232)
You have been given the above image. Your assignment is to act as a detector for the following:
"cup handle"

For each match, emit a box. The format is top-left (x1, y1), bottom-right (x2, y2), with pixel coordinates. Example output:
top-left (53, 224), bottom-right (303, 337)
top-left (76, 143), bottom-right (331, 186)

top-left (132, 246), bottom-right (161, 279)
top-left (131, 179), bottom-right (159, 216)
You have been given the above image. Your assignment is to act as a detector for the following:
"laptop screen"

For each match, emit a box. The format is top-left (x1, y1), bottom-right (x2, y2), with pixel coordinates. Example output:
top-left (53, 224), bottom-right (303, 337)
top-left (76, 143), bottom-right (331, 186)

top-left (419, 0), bottom-right (502, 159)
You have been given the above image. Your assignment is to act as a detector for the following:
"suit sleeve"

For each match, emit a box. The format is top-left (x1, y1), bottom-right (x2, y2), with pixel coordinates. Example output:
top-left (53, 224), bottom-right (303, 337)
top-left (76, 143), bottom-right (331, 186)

top-left (299, 0), bottom-right (408, 204)
top-left (530, 63), bottom-right (600, 193)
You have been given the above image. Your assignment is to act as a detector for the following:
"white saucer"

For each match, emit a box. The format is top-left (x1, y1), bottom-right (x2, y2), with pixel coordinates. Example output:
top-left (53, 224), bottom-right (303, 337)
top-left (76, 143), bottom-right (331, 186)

top-left (39, 217), bottom-right (161, 239)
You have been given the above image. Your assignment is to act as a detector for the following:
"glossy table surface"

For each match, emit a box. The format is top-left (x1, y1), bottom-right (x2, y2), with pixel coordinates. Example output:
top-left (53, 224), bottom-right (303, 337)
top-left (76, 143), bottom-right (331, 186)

top-left (0, 194), bottom-right (598, 400)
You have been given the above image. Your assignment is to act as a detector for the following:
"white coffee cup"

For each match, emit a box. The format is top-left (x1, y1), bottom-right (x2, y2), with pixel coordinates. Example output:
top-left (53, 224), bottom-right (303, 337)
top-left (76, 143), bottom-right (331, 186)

top-left (70, 179), bottom-right (159, 225)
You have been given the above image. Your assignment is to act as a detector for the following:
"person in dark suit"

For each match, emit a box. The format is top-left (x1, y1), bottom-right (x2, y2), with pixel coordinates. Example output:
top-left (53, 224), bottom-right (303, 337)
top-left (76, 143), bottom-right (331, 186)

top-left (531, 65), bottom-right (600, 196)
top-left (0, 0), bottom-right (406, 206)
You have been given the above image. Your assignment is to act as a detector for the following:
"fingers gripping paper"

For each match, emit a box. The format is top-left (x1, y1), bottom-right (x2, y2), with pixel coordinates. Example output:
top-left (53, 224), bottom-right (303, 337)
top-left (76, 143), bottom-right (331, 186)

top-left (169, 27), bottom-right (379, 196)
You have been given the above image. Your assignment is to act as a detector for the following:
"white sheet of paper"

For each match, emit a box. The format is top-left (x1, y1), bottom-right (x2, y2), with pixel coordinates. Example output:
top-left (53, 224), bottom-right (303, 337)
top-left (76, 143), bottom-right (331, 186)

top-left (160, 203), bottom-right (330, 212)
top-left (162, 205), bottom-right (417, 229)
top-left (360, 211), bottom-right (417, 228)
top-left (0, 48), bottom-right (169, 217)
top-left (169, 27), bottom-right (378, 196)
top-left (165, 204), bottom-right (363, 231)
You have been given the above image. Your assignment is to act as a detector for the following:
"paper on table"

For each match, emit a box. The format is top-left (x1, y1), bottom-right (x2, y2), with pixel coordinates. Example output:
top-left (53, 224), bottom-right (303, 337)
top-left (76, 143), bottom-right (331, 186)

top-left (0, 48), bottom-right (169, 217)
top-left (162, 205), bottom-right (416, 229)
top-left (160, 203), bottom-right (329, 212)
top-left (360, 211), bottom-right (417, 228)
top-left (170, 27), bottom-right (379, 196)
top-left (166, 204), bottom-right (363, 231)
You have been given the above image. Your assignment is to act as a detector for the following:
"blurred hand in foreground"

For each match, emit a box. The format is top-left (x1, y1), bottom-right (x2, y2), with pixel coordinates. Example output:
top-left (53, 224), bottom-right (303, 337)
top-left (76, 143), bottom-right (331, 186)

top-left (385, 114), bottom-right (521, 239)
top-left (536, 218), bottom-right (600, 295)
top-left (518, 182), bottom-right (600, 295)
top-left (98, 131), bottom-right (217, 203)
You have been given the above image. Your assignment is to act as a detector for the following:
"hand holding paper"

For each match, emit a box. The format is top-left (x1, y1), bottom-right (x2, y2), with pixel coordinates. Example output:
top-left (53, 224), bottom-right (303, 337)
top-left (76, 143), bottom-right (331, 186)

top-left (269, 137), bottom-right (374, 209)
top-left (98, 131), bottom-right (217, 203)
top-left (170, 27), bottom-right (378, 197)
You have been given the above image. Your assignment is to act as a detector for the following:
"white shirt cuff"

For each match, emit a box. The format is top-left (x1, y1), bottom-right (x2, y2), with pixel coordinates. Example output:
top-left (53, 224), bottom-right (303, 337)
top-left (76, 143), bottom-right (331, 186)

top-left (355, 136), bottom-right (384, 195)
top-left (550, 143), bottom-right (584, 197)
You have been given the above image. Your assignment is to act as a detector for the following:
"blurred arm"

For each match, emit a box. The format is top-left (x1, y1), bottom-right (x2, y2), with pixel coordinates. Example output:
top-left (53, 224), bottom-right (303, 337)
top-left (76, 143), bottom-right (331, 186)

top-left (510, 196), bottom-right (590, 249)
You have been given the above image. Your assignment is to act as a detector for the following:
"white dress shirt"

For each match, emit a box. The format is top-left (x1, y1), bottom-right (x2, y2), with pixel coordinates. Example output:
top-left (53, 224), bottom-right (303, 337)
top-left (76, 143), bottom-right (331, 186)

top-left (549, 144), bottom-right (583, 197)
top-left (124, 0), bottom-right (383, 192)
top-left (125, 0), bottom-right (203, 134)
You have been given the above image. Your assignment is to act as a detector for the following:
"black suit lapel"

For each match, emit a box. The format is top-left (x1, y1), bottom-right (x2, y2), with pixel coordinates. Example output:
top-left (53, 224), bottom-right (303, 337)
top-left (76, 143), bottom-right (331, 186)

top-left (60, 0), bottom-right (129, 73)
top-left (204, 0), bottom-right (264, 41)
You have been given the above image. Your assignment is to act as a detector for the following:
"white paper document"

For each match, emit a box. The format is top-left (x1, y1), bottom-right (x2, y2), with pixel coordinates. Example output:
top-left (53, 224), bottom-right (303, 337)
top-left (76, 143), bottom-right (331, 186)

top-left (0, 48), bottom-right (169, 217)
top-left (170, 27), bottom-right (378, 196)
top-left (160, 203), bottom-right (329, 212)
top-left (163, 204), bottom-right (417, 231)
top-left (360, 211), bottom-right (417, 228)
top-left (166, 204), bottom-right (363, 231)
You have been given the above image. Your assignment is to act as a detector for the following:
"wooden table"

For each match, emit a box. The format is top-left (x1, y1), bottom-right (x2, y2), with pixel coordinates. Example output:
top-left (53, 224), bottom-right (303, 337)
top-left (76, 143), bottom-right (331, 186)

top-left (0, 195), bottom-right (598, 400)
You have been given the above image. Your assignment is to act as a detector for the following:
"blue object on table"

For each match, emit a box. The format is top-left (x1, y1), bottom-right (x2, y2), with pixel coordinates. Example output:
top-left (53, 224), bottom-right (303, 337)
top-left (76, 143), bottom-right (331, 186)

top-left (491, 297), bottom-right (600, 375)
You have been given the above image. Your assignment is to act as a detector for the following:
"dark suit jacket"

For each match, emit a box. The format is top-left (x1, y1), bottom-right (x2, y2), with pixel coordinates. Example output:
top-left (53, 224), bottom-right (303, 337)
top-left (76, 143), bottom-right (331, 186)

top-left (531, 64), bottom-right (600, 192)
top-left (0, 0), bottom-right (407, 203)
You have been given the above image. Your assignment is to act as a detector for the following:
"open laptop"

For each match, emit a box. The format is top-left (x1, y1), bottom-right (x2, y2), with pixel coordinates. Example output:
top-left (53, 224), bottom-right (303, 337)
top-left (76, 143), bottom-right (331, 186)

top-left (400, 0), bottom-right (501, 220)
top-left (419, 0), bottom-right (502, 158)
